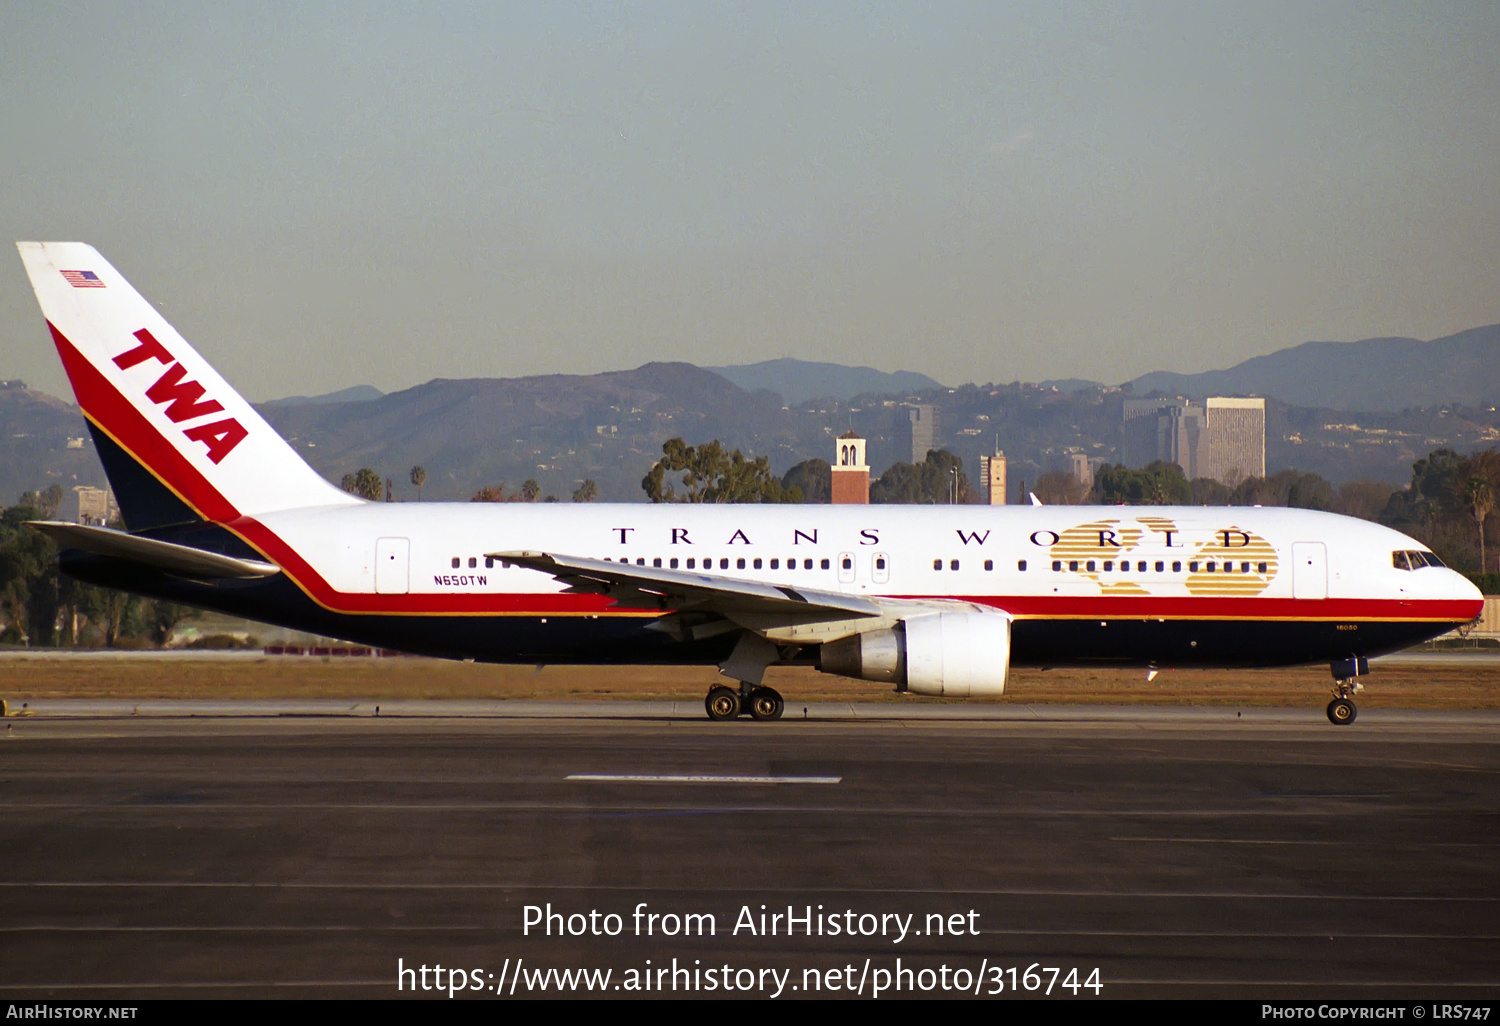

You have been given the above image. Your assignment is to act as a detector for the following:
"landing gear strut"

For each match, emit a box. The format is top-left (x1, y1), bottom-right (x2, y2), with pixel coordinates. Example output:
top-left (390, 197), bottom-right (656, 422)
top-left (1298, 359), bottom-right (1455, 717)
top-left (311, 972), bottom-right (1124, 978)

top-left (1327, 656), bottom-right (1367, 726)
top-left (705, 633), bottom-right (787, 721)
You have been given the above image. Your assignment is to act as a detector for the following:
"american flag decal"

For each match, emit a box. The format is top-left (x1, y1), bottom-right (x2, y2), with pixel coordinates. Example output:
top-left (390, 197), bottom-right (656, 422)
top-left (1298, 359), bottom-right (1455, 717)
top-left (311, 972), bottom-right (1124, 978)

top-left (61, 270), bottom-right (106, 288)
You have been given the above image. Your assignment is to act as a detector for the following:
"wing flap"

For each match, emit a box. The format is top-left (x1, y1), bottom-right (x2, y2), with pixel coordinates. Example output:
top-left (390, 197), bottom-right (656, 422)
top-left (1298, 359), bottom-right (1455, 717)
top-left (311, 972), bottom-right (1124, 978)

top-left (490, 550), bottom-right (881, 623)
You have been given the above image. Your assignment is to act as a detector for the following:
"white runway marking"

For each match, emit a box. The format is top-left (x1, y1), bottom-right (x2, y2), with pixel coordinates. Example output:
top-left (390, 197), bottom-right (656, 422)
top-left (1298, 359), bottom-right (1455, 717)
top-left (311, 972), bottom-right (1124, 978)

top-left (566, 774), bottom-right (841, 784)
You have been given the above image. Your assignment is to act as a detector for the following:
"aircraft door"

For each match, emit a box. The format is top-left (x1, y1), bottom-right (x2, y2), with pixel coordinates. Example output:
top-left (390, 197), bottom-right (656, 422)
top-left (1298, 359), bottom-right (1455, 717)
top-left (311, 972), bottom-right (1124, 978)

top-left (872, 552), bottom-right (890, 585)
top-left (838, 551), bottom-right (857, 585)
top-left (1291, 542), bottom-right (1327, 600)
top-left (375, 537), bottom-right (410, 594)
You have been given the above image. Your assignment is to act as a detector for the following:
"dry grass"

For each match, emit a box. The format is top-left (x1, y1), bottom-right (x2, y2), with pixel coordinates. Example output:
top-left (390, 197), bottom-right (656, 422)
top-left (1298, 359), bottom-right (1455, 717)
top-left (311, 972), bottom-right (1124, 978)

top-left (1, 654), bottom-right (1498, 708)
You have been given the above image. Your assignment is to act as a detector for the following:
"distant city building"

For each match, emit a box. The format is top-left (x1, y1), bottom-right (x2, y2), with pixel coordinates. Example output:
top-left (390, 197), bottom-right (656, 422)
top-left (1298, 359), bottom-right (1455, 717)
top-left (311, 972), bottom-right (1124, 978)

top-left (907, 404), bottom-right (938, 464)
top-left (978, 451), bottom-right (1007, 505)
top-left (1069, 453), bottom-right (1097, 489)
top-left (1200, 398), bottom-right (1266, 484)
top-left (68, 485), bottom-right (118, 526)
top-left (831, 431), bottom-right (869, 505)
top-left (1121, 397), bottom-right (1265, 485)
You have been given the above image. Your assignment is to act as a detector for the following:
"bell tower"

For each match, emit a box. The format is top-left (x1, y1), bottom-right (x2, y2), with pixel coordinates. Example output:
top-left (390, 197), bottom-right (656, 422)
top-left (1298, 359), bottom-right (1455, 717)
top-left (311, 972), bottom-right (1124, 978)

top-left (831, 431), bottom-right (869, 505)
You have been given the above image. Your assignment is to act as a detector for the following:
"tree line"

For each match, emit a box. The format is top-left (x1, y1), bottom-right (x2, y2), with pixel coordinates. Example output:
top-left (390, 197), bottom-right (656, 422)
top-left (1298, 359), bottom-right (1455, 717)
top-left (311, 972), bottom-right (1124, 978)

top-left (339, 465), bottom-right (600, 504)
top-left (0, 495), bottom-right (196, 648)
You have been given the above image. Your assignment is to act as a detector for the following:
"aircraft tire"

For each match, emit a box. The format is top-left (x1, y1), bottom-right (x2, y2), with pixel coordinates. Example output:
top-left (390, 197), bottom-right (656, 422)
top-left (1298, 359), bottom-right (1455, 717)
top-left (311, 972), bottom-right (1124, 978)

top-left (1326, 698), bottom-right (1357, 726)
top-left (705, 686), bottom-right (741, 721)
top-left (748, 687), bottom-right (784, 722)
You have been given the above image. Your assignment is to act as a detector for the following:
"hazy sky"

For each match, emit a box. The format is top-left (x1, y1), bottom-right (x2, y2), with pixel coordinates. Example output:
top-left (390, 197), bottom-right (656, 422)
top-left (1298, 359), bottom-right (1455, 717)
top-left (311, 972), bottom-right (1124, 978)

top-left (3, 1), bottom-right (1497, 401)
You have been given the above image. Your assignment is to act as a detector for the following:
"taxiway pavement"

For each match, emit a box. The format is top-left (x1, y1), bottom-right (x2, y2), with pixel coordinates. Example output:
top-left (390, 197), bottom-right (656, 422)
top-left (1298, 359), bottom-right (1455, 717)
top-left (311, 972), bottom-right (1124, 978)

top-left (1, 704), bottom-right (1496, 999)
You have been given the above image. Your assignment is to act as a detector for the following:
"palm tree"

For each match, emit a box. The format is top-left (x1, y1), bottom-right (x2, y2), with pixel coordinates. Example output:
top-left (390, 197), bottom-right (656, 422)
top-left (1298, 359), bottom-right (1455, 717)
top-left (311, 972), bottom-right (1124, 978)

top-left (410, 465), bottom-right (426, 502)
top-left (1464, 474), bottom-right (1495, 572)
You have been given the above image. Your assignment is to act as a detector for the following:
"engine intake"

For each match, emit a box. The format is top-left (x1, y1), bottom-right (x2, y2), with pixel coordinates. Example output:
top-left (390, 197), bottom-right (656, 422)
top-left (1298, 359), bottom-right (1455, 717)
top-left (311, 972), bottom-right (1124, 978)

top-left (818, 611), bottom-right (1010, 697)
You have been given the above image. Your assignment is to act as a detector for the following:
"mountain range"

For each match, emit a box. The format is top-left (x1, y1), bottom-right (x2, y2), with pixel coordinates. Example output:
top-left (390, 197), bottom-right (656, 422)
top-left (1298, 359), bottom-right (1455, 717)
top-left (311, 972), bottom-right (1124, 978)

top-left (704, 359), bottom-right (943, 404)
top-left (5, 327), bottom-right (1500, 509)
top-left (1126, 325), bottom-right (1500, 411)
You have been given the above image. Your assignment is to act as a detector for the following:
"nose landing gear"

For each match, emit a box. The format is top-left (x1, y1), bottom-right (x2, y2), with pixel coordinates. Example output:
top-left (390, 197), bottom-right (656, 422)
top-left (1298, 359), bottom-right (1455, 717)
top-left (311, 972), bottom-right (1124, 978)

top-left (1326, 656), bottom-right (1368, 726)
top-left (1326, 694), bottom-right (1357, 725)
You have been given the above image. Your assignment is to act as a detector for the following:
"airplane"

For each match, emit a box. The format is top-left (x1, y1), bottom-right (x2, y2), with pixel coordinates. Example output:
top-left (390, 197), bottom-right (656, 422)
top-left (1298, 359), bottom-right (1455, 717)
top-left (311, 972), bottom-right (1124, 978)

top-left (16, 242), bottom-right (1484, 725)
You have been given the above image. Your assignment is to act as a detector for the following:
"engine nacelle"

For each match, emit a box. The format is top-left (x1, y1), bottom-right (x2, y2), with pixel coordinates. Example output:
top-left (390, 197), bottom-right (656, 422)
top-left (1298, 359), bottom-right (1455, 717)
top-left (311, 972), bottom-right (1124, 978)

top-left (818, 611), bottom-right (1010, 697)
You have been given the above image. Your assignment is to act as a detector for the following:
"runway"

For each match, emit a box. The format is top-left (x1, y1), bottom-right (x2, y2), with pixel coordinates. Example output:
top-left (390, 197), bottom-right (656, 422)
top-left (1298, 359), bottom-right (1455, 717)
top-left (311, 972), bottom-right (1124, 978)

top-left (2, 704), bottom-right (1497, 999)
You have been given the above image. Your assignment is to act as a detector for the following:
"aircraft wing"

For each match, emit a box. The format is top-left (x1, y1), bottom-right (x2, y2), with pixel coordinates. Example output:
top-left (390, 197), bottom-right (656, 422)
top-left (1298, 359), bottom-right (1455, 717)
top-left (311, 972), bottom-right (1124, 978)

top-left (490, 549), bottom-right (882, 625)
top-left (29, 521), bottom-right (281, 580)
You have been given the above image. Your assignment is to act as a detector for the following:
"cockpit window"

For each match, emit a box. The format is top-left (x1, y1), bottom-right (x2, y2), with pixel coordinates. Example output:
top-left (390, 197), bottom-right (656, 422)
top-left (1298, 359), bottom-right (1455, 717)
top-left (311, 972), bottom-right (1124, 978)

top-left (1394, 550), bottom-right (1442, 570)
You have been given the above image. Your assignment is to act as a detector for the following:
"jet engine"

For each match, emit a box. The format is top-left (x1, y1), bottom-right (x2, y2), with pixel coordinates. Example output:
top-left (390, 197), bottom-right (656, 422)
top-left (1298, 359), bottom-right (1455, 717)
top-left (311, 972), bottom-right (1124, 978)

top-left (817, 610), bottom-right (1010, 697)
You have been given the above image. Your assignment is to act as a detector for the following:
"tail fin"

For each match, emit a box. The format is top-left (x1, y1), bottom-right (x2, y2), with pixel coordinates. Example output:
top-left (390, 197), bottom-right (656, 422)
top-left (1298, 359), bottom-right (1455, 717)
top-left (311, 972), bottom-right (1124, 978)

top-left (17, 242), bottom-right (359, 529)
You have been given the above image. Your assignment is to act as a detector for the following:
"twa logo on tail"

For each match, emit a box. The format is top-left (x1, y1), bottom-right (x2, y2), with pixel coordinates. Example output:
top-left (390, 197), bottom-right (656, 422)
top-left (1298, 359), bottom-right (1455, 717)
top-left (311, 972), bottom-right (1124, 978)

top-left (16, 240), bottom-right (360, 520)
top-left (112, 328), bottom-right (248, 464)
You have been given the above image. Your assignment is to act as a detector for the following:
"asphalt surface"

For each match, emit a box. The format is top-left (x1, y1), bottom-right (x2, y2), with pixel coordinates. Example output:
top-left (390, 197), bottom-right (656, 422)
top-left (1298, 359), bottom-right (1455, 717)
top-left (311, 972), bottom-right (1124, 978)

top-left (1, 703), bottom-right (1497, 1000)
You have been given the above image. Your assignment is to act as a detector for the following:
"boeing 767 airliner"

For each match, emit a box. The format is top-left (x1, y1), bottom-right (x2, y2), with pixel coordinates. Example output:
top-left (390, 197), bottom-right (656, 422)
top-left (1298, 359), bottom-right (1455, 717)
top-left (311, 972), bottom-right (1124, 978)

top-left (16, 242), bottom-right (1482, 723)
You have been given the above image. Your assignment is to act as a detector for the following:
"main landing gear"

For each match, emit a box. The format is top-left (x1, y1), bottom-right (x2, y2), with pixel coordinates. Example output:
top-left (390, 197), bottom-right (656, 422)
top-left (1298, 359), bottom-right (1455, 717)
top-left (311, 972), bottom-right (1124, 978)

top-left (705, 632), bottom-right (787, 722)
top-left (704, 684), bottom-right (785, 722)
top-left (1326, 656), bottom-right (1368, 726)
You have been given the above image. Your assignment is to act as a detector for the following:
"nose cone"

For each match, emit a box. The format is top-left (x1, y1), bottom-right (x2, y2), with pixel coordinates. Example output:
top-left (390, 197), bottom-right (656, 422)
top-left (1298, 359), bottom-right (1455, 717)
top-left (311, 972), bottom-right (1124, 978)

top-left (1452, 569), bottom-right (1485, 610)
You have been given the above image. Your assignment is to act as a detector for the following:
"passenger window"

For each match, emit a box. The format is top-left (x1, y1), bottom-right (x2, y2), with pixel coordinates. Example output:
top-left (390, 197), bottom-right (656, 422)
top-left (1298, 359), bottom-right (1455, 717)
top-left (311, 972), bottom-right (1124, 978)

top-left (1017, 560), bottom-right (1027, 571)
top-left (1207, 561), bottom-right (1216, 572)
top-left (753, 558), bottom-right (762, 569)
top-left (720, 558), bottom-right (730, 569)
top-left (821, 558), bottom-right (830, 570)
top-left (933, 558), bottom-right (942, 571)
top-left (805, 558), bottom-right (814, 570)
top-left (1189, 561), bottom-right (1199, 572)
top-left (736, 558), bottom-right (746, 569)
top-left (451, 557), bottom-right (460, 569)
top-left (1172, 561), bottom-right (1181, 572)
top-left (1069, 560), bottom-right (1078, 572)
top-left (984, 559), bottom-right (993, 571)
top-left (637, 558), bottom-right (645, 566)
top-left (1085, 560), bottom-right (1095, 572)
top-left (670, 558), bottom-right (679, 569)
top-left (686, 558), bottom-right (695, 569)
top-left (1103, 560), bottom-right (1113, 572)
top-left (485, 557), bottom-right (494, 568)
top-left (653, 557), bottom-right (662, 568)
top-left (950, 559), bottom-right (959, 571)
top-left (1241, 561), bottom-right (1250, 573)
top-left (770, 558), bottom-right (779, 569)
top-left (469, 557), bottom-right (477, 568)
top-left (1257, 562), bottom-right (1267, 573)
top-left (1052, 560), bottom-right (1062, 571)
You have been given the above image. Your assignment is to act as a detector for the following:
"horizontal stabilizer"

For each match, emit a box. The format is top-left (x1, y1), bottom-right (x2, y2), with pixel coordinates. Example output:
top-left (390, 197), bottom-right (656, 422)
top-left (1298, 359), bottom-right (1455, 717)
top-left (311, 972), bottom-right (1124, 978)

top-left (28, 521), bottom-right (281, 579)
